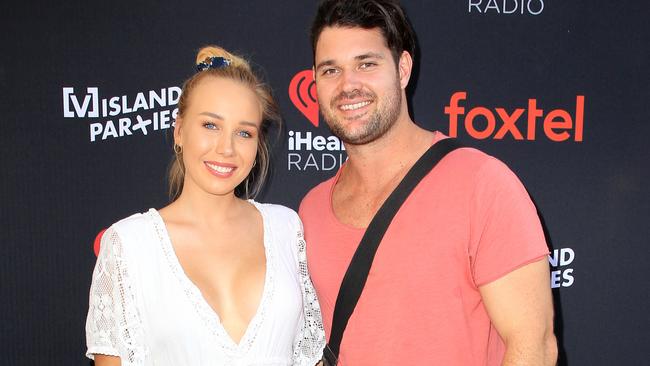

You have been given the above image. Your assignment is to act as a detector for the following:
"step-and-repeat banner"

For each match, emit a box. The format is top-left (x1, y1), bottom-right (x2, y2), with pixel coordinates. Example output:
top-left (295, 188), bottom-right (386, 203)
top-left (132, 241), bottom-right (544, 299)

top-left (2, 1), bottom-right (648, 364)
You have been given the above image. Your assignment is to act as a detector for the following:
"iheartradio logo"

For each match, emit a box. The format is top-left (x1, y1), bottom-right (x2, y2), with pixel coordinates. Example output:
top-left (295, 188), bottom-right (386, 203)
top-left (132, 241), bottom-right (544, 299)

top-left (289, 70), bottom-right (319, 127)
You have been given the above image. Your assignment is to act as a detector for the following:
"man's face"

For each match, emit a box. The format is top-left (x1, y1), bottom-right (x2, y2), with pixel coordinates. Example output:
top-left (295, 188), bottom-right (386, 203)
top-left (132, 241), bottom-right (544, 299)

top-left (314, 26), bottom-right (404, 145)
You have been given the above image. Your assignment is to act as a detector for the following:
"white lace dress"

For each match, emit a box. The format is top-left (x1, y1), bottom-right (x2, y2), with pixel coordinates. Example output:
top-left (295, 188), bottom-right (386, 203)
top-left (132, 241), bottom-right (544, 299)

top-left (85, 201), bottom-right (325, 366)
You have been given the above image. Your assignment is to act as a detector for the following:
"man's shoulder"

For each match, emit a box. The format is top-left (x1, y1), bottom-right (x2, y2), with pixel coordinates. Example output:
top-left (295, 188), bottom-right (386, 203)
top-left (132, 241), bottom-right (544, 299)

top-left (299, 174), bottom-right (337, 217)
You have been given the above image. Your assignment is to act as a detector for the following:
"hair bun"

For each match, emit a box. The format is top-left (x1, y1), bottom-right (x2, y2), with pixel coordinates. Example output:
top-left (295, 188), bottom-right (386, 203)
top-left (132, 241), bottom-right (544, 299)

top-left (195, 45), bottom-right (250, 71)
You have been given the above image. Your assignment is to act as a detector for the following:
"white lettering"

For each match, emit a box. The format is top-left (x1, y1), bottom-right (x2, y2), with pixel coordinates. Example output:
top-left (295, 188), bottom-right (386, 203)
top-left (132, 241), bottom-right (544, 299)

top-left (550, 270), bottom-right (562, 288)
top-left (485, 0), bottom-right (500, 13)
top-left (468, 0), bottom-right (482, 12)
top-left (90, 123), bottom-right (103, 142)
top-left (102, 120), bottom-right (118, 140)
top-left (288, 153), bottom-right (302, 170)
top-left (528, 0), bottom-right (544, 15)
top-left (132, 92), bottom-right (148, 112)
top-left (149, 89), bottom-right (166, 108)
top-left (562, 269), bottom-right (574, 287)
top-left (121, 95), bottom-right (132, 114)
top-left (313, 136), bottom-right (326, 151)
top-left (118, 118), bottom-right (133, 137)
top-left (63, 87), bottom-right (98, 118)
top-left (168, 86), bottom-right (181, 105)
top-left (503, 0), bottom-right (518, 14)
top-left (108, 96), bottom-right (121, 116)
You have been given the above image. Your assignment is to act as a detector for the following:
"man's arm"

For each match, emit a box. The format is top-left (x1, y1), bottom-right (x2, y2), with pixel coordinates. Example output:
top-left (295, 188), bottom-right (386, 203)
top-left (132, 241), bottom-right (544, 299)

top-left (479, 258), bottom-right (558, 366)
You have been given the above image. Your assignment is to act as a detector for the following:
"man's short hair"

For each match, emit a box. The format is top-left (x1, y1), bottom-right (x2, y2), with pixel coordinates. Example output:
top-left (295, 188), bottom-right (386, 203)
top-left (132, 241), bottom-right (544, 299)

top-left (310, 0), bottom-right (416, 65)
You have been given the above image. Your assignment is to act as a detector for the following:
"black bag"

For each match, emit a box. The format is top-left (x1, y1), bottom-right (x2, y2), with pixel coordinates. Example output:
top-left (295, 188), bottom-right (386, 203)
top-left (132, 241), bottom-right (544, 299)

top-left (322, 138), bottom-right (463, 366)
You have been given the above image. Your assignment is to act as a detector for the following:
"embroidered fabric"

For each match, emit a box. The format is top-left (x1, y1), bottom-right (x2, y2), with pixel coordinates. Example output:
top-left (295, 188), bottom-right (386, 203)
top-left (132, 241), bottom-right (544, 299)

top-left (292, 229), bottom-right (327, 365)
top-left (85, 227), bottom-right (147, 365)
top-left (86, 203), bottom-right (325, 365)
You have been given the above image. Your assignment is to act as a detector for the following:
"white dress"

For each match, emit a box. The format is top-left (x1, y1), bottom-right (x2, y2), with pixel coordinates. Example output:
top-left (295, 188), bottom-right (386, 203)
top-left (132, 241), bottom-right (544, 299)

top-left (85, 201), bottom-right (325, 366)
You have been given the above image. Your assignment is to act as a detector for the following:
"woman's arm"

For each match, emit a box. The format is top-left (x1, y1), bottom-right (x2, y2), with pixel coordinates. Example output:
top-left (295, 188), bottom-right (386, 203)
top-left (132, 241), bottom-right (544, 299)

top-left (94, 355), bottom-right (121, 366)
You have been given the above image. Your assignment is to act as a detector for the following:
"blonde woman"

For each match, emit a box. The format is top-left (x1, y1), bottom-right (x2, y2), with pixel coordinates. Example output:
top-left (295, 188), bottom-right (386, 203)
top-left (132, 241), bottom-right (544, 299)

top-left (85, 46), bottom-right (325, 365)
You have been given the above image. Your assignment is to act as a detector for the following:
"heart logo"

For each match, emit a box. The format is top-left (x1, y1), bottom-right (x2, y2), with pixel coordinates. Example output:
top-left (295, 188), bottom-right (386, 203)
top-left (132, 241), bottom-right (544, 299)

top-left (93, 228), bottom-right (106, 256)
top-left (289, 70), bottom-right (319, 127)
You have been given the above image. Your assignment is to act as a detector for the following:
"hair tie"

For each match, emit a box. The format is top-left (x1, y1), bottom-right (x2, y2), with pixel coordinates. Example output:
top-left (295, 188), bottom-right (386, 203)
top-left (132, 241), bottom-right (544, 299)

top-left (196, 56), bottom-right (232, 72)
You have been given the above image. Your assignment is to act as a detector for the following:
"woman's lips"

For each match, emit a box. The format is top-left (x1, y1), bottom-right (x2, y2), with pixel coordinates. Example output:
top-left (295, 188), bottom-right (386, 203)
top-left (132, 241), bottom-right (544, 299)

top-left (204, 161), bottom-right (237, 177)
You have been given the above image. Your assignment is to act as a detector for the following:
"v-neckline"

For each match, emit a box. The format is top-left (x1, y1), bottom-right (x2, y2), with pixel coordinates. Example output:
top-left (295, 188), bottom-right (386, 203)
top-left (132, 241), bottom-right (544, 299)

top-left (148, 200), bottom-right (273, 353)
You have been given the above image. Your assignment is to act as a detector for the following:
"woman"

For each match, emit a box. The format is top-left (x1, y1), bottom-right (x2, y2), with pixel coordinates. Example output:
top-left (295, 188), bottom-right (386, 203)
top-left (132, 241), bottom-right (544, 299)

top-left (85, 46), bottom-right (325, 365)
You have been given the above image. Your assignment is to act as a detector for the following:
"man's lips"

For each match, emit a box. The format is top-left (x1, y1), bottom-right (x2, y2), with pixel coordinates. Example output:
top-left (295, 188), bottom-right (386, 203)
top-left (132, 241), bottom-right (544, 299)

top-left (339, 100), bottom-right (372, 111)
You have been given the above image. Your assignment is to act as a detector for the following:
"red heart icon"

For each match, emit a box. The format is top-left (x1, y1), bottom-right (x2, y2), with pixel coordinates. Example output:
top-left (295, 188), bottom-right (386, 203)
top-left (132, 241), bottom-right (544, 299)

top-left (289, 70), bottom-right (319, 127)
top-left (93, 228), bottom-right (106, 256)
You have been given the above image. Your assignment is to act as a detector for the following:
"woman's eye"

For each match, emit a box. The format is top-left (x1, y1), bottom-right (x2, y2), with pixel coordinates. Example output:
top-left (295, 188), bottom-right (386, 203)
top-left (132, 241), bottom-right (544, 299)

top-left (238, 130), bottom-right (253, 138)
top-left (203, 122), bottom-right (217, 130)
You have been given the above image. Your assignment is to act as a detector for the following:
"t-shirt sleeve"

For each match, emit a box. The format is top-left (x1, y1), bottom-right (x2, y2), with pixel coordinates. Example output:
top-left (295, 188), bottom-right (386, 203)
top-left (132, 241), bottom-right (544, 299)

top-left (85, 226), bottom-right (146, 365)
top-left (289, 212), bottom-right (326, 365)
top-left (469, 157), bottom-right (550, 287)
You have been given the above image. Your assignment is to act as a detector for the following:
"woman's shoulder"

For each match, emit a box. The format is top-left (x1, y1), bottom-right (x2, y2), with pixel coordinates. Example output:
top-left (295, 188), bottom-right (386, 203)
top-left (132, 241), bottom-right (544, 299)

top-left (101, 209), bottom-right (162, 255)
top-left (109, 209), bottom-right (157, 234)
top-left (250, 200), bottom-right (300, 224)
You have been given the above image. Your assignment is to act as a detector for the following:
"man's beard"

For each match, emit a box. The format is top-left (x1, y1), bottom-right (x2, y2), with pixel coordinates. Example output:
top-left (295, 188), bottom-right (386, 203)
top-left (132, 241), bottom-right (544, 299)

top-left (322, 83), bottom-right (402, 145)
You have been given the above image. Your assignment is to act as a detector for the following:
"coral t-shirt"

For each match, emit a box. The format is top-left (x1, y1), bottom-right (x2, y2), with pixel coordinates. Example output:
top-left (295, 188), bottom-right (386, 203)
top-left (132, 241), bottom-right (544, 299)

top-left (299, 134), bottom-right (549, 365)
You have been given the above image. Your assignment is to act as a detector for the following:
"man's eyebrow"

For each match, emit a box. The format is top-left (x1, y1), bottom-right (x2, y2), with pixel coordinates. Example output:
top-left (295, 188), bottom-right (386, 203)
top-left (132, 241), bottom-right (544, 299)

top-left (355, 52), bottom-right (385, 61)
top-left (315, 52), bottom-right (386, 70)
top-left (315, 59), bottom-right (336, 71)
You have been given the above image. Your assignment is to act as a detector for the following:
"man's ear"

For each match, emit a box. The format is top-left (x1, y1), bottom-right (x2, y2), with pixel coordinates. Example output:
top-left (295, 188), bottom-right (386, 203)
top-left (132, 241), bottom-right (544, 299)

top-left (398, 50), bottom-right (413, 89)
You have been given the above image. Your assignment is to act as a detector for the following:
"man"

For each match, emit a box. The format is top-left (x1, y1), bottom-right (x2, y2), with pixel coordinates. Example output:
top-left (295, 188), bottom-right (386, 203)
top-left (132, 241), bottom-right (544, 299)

top-left (298, 1), bottom-right (558, 365)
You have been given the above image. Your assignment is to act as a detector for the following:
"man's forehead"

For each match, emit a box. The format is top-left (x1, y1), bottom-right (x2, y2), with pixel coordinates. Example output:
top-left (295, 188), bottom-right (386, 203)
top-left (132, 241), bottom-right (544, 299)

top-left (315, 26), bottom-right (390, 62)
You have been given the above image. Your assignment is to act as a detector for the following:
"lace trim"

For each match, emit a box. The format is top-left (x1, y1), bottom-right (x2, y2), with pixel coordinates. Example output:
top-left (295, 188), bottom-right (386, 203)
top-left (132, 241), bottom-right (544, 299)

top-left (147, 204), bottom-right (274, 355)
top-left (86, 227), bottom-right (147, 365)
top-left (293, 228), bottom-right (327, 365)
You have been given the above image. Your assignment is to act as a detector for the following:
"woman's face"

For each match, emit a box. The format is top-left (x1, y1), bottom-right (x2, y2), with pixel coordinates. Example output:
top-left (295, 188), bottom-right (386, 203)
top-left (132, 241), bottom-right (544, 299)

top-left (175, 76), bottom-right (262, 198)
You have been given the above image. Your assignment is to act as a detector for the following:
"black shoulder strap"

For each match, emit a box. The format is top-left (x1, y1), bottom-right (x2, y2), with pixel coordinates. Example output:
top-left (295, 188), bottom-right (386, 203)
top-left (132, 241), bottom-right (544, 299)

top-left (324, 138), bottom-right (463, 363)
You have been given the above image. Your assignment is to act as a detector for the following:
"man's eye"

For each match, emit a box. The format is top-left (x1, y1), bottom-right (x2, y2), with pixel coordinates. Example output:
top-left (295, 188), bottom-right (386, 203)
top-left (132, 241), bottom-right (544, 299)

top-left (322, 68), bottom-right (338, 76)
top-left (360, 62), bottom-right (376, 69)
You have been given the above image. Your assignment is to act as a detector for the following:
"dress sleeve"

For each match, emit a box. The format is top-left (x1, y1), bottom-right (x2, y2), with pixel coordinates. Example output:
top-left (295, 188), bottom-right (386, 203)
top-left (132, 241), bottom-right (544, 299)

top-left (292, 217), bottom-right (326, 366)
top-left (85, 226), bottom-right (147, 365)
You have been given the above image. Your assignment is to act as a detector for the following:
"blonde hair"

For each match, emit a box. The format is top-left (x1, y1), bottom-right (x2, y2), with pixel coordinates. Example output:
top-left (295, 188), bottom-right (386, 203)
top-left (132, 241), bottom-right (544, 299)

top-left (169, 45), bottom-right (281, 201)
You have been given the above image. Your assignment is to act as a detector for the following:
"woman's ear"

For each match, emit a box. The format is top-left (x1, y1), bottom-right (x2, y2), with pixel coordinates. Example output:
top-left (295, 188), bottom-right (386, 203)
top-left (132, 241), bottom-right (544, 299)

top-left (173, 117), bottom-right (183, 147)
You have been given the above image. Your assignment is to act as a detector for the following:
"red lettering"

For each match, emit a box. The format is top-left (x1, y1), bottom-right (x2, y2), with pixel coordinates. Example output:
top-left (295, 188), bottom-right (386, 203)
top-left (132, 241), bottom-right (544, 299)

top-left (527, 99), bottom-right (543, 140)
top-left (465, 107), bottom-right (496, 140)
top-left (575, 95), bottom-right (584, 142)
top-left (444, 91), bottom-right (466, 138)
top-left (494, 108), bottom-right (525, 140)
top-left (444, 91), bottom-right (585, 142)
top-left (544, 109), bottom-right (572, 142)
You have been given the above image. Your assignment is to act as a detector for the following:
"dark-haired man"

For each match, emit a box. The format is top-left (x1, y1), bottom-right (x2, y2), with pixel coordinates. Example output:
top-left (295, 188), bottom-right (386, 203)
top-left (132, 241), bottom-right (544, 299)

top-left (299, 0), bottom-right (558, 365)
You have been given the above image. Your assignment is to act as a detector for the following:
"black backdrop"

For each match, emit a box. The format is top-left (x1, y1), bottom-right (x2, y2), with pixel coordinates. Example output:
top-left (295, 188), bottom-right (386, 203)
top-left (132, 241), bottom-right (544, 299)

top-left (2, 1), bottom-right (649, 365)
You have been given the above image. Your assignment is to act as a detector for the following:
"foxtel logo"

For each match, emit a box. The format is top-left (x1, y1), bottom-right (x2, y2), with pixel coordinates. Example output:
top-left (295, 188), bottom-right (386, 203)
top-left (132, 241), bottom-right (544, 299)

top-left (444, 92), bottom-right (585, 142)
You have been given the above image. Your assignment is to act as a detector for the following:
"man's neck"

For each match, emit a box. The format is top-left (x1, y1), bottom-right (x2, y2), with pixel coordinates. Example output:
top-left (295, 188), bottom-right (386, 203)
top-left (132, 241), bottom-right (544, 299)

top-left (341, 117), bottom-right (435, 190)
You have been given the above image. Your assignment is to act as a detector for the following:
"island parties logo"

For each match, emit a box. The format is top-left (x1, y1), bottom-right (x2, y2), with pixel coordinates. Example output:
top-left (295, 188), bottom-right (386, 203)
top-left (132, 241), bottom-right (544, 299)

top-left (62, 86), bottom-right (180, 142)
